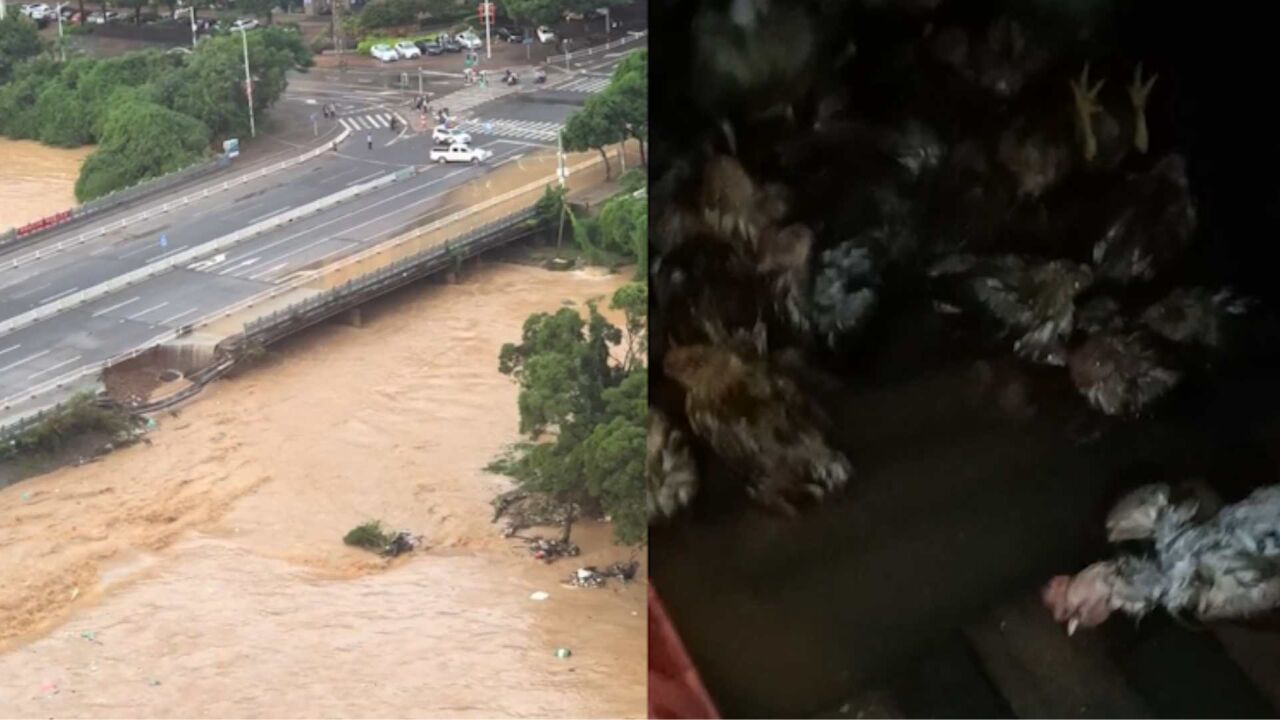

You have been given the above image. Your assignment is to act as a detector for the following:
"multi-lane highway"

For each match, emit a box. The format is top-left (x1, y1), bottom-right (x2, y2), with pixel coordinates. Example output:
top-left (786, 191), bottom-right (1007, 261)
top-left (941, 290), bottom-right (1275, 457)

top-left (0, 41), bottom-right (643, 415)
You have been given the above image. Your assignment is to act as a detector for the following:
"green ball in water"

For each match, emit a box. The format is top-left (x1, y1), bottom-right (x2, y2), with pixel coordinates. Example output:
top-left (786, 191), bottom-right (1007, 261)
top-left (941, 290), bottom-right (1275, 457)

top-left (555, 647), bottom-right (572, 659)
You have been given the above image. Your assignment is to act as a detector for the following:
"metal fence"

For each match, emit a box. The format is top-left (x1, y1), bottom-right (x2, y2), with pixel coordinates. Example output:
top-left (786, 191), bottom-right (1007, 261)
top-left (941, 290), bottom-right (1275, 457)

top-left (544, 29), bottom-right (647, 66)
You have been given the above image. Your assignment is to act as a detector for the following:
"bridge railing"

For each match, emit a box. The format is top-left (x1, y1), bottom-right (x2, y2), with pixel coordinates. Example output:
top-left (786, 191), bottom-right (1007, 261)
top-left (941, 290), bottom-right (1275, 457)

top-left (0, 129), bottom-right (349, 257)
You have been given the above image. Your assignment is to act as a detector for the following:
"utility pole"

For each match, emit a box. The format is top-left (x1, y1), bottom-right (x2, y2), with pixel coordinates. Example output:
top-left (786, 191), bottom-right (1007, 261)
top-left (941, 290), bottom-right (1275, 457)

top-left (238, 26), bottom-right (256, 138)
top-left (1, 0), bottom-right (7, 21)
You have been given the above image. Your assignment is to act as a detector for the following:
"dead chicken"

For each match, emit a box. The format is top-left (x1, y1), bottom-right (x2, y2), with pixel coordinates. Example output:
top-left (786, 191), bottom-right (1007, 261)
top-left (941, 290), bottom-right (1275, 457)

top-left (663, 342), bottom-right (852, 514)
top-left (647, 408), bottom-right (700, 523)
top-left (1069, 62), bottom-right (1158, 168)
top-left (929, 253), bottom-right (1094, 366)
top-left (1067, 329), bottom-right (1181, 416)
top-left (1140, 286), bottom-right (1251, 349)
top-left (931, 17), bottom-right (1050, 99)
top-left (1044, 482), bottom-right (1280, 633)
top-left (1092, 153), bottom-right (1197, 284)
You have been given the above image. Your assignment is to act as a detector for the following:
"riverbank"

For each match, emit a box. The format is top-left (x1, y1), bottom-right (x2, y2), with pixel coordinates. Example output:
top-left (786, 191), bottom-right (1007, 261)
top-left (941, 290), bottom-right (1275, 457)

top-left (0, 258), bottom-right (644, 716)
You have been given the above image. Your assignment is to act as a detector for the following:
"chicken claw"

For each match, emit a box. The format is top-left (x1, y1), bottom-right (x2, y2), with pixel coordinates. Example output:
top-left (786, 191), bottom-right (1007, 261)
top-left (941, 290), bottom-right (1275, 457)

top-left (1127, 63), bottom-right (1158, 154)
top-left (1069, 63), bottom-right (1106, 163)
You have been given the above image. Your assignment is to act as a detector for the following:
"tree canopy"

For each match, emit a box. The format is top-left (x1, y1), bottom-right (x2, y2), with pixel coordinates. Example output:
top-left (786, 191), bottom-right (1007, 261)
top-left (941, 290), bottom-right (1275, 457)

top-left (0, 26), bottom-right (310, 200)
top-left (560, 48), bottom-right (647, 175)
top-left (491, 283), bottom-right (647, 544)
top-left (0, 15), bottom-right (43, 85)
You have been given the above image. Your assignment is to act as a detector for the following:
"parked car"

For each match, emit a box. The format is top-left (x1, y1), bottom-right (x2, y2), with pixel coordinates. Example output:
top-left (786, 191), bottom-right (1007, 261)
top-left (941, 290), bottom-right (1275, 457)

top-left (432, 126), bottom-right (472, 145)
top-left (370, 43), bottom-right (398, 62)
top-left (394, 40), bottom-right (421, 58)
top-left (495, 26), bottom-right (524, 43)
top-left (562, 9), bottom-right (583, 20)
top-left (415, 38), bottom-right (444, 55)
top-left (20, 3), bottom-right (51, 20)
top-left (86, 10), bottom-right (120, 23)
top-left (535, 25), bottom-right (556, 43)
top-left (58, 4), bottom-right (75, 19)
top-left (430, 143), bottom-right (492, 164)
top-left (455, 31), bottom-right (482, 49)
top-left (229, 17), bottom-right (258, 31)
top-left (440, 35), bottom-right (462, 52)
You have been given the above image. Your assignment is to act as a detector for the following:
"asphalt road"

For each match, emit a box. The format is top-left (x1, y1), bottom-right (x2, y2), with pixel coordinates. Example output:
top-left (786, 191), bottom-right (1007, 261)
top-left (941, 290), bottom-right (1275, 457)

top-left (0, 78), bottom-right (588, 405)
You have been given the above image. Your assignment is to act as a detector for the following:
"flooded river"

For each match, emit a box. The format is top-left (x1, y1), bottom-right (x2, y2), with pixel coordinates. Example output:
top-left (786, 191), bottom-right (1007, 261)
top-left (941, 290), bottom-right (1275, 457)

top-left (0, 261), bottom-right (645, 717)
top-left (0, 138), bottom-right (93, 230)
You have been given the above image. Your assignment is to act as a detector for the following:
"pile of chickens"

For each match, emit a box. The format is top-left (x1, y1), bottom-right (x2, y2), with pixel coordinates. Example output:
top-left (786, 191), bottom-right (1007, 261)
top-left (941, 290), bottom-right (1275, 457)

top-left (648, 0), bottom-right (1262, 522)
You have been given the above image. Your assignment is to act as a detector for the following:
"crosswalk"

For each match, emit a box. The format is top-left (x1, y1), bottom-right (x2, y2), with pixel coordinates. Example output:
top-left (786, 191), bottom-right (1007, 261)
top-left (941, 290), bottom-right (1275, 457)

top-left (457, 118), bottom-right (563, 143)
top-left (337, 112), bottom-right (401, 131)
top-left (557, 75), bottom-right (611, 94)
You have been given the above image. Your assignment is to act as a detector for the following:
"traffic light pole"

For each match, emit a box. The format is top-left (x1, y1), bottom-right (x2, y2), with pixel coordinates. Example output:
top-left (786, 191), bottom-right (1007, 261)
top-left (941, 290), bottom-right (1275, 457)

top-left (483, 1), bottom-right (492, 59)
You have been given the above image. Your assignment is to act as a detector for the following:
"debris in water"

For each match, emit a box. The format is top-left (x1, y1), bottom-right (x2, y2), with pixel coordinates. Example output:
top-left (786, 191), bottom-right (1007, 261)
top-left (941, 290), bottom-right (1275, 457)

top-left (525, 536), bottom-right (580, 563)
top-left (555, 647), bottom-right (572, 659)
top-left (566, 561), bottom-right (641, 588)
top-left (148, 678), bottom-right (162, 687)
top-left (20, 492), bottom-right (30, 502)
top-left (39, 681), bottom-right (58, 697)
top-left (69, 587), bottom-right (79, 601)
top-left (80, 630), bottom-right (101, 644)
top-left (529, 591), bottom-right (550, 601)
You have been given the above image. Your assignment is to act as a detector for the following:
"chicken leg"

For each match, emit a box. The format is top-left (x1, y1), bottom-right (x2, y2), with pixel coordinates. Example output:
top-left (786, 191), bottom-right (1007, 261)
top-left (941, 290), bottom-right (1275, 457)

top-left (1128, 63), bottom-right (1158, 154)
top-left (1070, 63), bottom-right (1106, 163)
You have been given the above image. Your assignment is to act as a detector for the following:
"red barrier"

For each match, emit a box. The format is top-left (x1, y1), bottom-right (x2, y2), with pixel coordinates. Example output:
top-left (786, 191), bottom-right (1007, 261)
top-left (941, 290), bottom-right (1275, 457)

top-left (15, 209), bottom-right (74, 239)
top-left (649, 583), bottom-right (720, 719)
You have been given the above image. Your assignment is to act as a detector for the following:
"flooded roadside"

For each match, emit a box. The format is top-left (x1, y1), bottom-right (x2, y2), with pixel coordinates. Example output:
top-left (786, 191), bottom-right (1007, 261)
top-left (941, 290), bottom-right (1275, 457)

top-left (0, 138), bottom-right (93, 229)
top-left (0, 260), bottom-right (645, 717)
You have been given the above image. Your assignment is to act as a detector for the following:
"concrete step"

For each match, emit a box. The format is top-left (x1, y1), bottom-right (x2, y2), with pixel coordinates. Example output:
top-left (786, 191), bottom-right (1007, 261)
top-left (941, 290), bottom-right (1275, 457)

top-left (964, 593), bottom-right (1154, 719)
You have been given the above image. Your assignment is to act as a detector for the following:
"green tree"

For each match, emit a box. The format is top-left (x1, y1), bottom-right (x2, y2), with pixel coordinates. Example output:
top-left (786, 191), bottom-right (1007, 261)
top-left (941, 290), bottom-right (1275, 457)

top-left (35, 82), bottom-right (93, 147)
top-left (595, 190), bottom-right (646, 272)
top-left (118, 0), bottom-right (148, 24)
top-left (0, 14), bottom-right (44, 84)
top-left (561, 92), bottom-right (623, 178)
top-left (75, 100), bottom-right (211, 201)
top-left (492, 297), bottom-right (644, 544)
top-left (608, 281), bottom-right (646, 371)
top-left (605, 49), bottom-right (646, 163)
top-left (238, 0), bottom-right (277, 24)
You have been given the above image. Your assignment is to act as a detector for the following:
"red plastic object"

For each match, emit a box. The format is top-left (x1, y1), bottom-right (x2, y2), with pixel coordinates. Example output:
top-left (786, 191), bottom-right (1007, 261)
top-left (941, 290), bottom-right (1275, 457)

top-left (649, 583), bottom-right (720, 719)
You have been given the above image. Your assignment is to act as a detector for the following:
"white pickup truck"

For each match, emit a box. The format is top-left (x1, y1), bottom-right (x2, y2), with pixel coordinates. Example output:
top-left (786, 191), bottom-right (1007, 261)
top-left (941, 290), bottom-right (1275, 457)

top-left (429, 144), bottom-right (493, 164)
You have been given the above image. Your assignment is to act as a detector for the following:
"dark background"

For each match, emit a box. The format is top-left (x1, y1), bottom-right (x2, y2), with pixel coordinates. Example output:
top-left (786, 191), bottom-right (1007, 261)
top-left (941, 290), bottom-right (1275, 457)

top-left (648, 0), bottom-right (1280, 716)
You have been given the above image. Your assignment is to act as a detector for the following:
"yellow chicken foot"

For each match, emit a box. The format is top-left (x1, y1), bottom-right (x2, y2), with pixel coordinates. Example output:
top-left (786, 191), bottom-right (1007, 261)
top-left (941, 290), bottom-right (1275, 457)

top-left (1070, 63), bottom-right (1106, 163)
top-left (1127, 63), bottom-right (1158, 154)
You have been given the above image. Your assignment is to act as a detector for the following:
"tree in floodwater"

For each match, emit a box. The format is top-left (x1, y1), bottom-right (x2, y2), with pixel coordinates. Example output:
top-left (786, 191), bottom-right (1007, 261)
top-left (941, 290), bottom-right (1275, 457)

top-left (490, 283), bottom-right (647, 544)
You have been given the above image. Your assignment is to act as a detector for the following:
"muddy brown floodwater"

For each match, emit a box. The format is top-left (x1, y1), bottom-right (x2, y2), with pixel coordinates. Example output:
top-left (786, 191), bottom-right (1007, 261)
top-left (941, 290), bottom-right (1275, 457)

top-left (0, 261), bottom-right (645, 717)
top-left (0, 138), bottom-right (94, 229)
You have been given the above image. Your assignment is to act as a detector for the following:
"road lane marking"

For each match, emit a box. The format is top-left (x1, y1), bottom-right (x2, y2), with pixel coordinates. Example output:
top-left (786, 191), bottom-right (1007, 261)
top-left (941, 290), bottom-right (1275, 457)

top-left (28, 354), bottom-right (82, 380)
top-left (91, 296), bottom-right (141, 318)
top-left (247, 261), bottom-right (291, 281)
top-left (0, 344), bottom-right (20, 357)
top-left (0, 349), bottom-right (49, 373)
top-left (248, 205), bottom-right (293, 224)
top-left (10, 282), bottom-right (52, 299)
top-left (159, 307), bottom-right (200, 325)
top-left (121, 240), bottom-right (166, 259)
top-left (221, 257), bottom-right (261, 275)
top-left (145, 245), bottom-right (189, 263)
top-left (345, 172), bottom-right (383, 187)
top-left (127, 301), bottom-right (170, 320)
top-left (39, 286), bottom-right (79, 303)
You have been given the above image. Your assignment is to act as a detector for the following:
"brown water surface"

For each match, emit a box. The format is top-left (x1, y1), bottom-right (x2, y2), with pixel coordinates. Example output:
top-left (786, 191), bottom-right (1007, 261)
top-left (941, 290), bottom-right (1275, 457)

top-left (0, 261), bottom-right (645, 717)
top-left (0, 138), bottom-right (93, 229)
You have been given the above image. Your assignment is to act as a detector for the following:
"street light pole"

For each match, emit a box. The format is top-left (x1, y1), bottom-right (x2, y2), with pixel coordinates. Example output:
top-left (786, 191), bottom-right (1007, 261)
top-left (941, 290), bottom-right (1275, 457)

top-left (237, 26), bottom-right (256, 138)
top-left (55, 3), bottom-right (66, 61)
top-left (483, 1), bottom-right (491, 60)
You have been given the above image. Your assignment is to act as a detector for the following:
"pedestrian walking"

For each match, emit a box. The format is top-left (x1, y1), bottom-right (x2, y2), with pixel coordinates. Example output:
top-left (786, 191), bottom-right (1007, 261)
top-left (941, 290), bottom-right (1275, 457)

top-left (367, 133), bottom-right (373, 150)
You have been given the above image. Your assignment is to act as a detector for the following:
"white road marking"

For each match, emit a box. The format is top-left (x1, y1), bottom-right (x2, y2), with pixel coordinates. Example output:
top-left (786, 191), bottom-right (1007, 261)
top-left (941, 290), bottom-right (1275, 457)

top-left (10, 282), bottom-right (52, 299)
top-left (221, 256), bottom-right (261, 275)
top-left (339, 118), bottom-right (355, 131)
top-left (0, 344), bottom-right (20, 357)
top-left (120, 239), bottom-right (166, 259)
top-left (345, 171), bottom-right (383, 187)
top-left (248, 206), bottom-right (293, 224)
top-left (91, 296), bottom-right (141, 318)
top-left (159, 307), bottom-right (200, 325)
top-left (247, 261), bottom-right (291, 281)
top-left (0, 349), bottom-right (49, 373)
top-left (39, 286), bottom-right (79, 304)
top-left (28, 354), bottom-right (82, 380)
top-left (144, 245), bottom-right (188, 263)
top-left (127, 301), bottom-right (170, 320)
